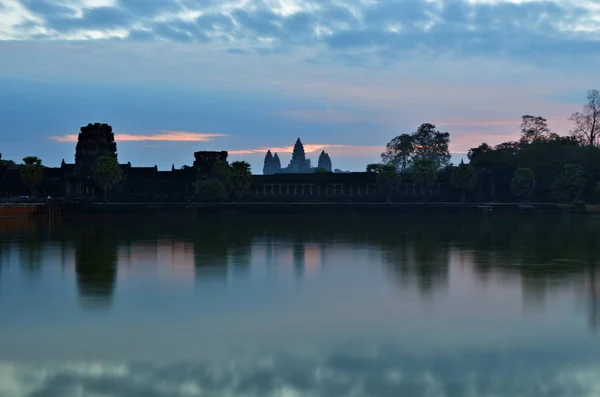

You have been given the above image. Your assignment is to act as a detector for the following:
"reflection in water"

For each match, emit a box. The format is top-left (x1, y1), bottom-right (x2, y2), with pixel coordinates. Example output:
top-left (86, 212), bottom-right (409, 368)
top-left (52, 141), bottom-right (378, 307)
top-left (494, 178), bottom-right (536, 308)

top-left (2, 214), bottom-right (600, 396)
top-left (292, 242), bottom-right (305, 278)
top-left (0, 214), bottom-right (599, 320)
top-left (73, 226), bottom-right (118, 309)
top-left (589, 268), bottom-right (600, 331)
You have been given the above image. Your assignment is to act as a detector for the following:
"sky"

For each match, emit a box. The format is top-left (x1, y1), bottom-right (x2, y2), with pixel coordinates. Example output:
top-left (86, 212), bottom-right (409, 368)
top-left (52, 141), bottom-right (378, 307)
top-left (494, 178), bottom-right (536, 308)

top-left (0, 0), bottom-right (599, 172)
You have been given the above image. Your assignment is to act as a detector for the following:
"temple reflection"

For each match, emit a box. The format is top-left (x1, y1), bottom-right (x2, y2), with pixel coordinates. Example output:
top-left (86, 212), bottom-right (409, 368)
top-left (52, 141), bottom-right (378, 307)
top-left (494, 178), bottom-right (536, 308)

top-left (0, 214), bottom-right (599, 329)
top-left (73, 226), bottom-right (118, 309)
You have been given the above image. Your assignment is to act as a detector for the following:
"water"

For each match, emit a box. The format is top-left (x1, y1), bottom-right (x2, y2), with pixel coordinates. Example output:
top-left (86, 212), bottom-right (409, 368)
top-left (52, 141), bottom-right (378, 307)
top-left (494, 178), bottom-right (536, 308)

top-left (0, 213), bottom-right (599, 397)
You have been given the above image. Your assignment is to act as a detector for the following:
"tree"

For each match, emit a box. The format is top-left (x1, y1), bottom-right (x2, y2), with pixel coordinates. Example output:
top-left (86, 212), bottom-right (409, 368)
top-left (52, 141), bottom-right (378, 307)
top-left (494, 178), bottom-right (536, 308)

top-left (229, 161), bottom-right (252, 200)
top-left (92, 156), bottom-right (124, 203)
top-left (208, 160), bottom-right (232, 190)
top-left (411, 123), bottom-right (451, 170)
top-left (511, 168), bottom-right (536, 201)
top-left (520, 115), bottom-right (550, 144)
top-left (552, 164), bottom-right (586, 203)
top-left (570, 89), bottom-right (600, 147)
top-left (195, 180), bottom-right (228, 202)
top-left (413, 159), bottom-right (437, 202)
top-left (367, 163), bottom-right (400, 202)
top-left (19, 156), bottom-right (44, 196)
top-left (451, 160), bottom-right (476, 203)
top-left (381, 133), bottom-right (414, 172)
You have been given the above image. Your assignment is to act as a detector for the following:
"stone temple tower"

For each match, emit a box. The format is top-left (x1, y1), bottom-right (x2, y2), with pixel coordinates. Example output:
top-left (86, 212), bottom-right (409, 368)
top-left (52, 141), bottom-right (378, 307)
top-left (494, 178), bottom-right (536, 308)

top-left (75, 123), bottom-right (117, 172)
top-left (288, 138), bottom-right (311, 173)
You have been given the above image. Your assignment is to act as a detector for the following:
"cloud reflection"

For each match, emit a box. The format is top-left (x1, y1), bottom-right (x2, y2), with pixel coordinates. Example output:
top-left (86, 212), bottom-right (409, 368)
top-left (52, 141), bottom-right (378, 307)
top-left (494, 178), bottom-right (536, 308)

top-left (1, 346), bottom-right (600, 397)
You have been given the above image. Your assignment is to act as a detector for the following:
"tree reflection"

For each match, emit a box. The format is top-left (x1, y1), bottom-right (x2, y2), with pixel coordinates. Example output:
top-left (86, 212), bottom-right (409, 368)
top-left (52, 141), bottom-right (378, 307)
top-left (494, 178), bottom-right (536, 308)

top-left (2, 213), bottom-right (599, 330)
top-left (73, 226), bottom-right (118, 309)
top-left (588, 267), bottom-right (600, 331)
top-left (292, 242), bottom-right (305, 278)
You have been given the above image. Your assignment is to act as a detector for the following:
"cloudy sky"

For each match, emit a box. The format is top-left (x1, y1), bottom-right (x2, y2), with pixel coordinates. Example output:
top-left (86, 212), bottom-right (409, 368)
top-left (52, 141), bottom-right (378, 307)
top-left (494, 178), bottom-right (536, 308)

top-left (0, 0), bottom-right (598, 172)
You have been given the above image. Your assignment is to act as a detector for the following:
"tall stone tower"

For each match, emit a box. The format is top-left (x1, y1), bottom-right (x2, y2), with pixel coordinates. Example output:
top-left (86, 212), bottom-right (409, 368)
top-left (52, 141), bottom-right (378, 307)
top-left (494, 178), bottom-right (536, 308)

top-left (288, 138), bottom-right (310, 173)
top-left (317, 150), bottom-right (332, 172)
top-left (263, 150), bottom-right (274, 175)
top-left (75, 123), bottom-right (117, 172)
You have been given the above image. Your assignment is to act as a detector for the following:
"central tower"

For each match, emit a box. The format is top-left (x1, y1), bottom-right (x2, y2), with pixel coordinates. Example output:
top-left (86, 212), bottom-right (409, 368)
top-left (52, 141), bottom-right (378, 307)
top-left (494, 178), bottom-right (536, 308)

top-left (288, 138), bottom-right (310, 172)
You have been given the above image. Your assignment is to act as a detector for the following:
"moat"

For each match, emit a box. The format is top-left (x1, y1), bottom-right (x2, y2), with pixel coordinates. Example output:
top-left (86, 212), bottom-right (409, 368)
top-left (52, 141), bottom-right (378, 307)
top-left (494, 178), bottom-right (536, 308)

top-left (1, 213), bottom-right (600, 396)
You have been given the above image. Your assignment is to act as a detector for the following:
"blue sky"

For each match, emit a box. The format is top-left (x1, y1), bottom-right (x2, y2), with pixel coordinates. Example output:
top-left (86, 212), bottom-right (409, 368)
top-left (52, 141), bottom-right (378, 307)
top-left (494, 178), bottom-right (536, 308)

top-left (0, 0), bottom-right (599, 172)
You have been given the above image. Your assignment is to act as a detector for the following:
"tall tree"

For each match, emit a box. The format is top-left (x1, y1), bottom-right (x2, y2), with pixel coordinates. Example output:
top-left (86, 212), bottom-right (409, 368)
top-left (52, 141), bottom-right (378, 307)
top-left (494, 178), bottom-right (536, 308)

top-left (366, 163), bottom-right (400, 202)
top-left (520, 115), bottom-right (550, 144)
top-left (208, 160), bottom-right (232, 190)
top-left (413, 159), bottom-right (437, 202)
top-left (19, 156), bottom-right (44, 196)
top-left (411, 123), bottom-right (451, 170)
top-left (451, 160), bottom-right (476, 203)
top-left (229, 161), bottom-right (252, 200)
top-left (552, 164), bottom-right (586, 203)
top-left (92, 156), bottom-right (124, 203)
top-left (511, 168), bottom-right (536, 201)
top-left (570, 89), bottom-right (600, 147)
top-left (381, 133), bottom-right (414, 172)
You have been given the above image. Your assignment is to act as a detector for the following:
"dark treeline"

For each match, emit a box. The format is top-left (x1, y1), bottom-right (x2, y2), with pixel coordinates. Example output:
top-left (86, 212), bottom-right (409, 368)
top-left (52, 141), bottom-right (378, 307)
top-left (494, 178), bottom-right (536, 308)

top-left (372, 89), bottom-right (600, 204)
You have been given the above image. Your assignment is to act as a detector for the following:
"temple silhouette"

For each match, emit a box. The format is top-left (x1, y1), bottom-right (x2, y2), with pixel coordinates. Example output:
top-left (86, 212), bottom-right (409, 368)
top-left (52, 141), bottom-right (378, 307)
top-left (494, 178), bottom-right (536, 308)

top-left (0, 122), bottom-right (449, 202)
top-left (263, 138), bottom-right (333, 174)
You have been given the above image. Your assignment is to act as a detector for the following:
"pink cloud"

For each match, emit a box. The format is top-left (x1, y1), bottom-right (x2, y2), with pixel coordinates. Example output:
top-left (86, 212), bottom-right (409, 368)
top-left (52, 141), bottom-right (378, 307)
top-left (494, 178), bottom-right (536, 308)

top-left (50, 130), bottom-right (227, 143)
top-left (229, 144), bottom-right (383, 157)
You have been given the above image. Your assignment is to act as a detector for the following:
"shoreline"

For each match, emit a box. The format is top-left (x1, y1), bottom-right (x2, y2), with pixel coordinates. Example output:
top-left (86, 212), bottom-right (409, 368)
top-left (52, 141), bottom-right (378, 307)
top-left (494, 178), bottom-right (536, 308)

top-left (2, 201), bottom-right (596, 219)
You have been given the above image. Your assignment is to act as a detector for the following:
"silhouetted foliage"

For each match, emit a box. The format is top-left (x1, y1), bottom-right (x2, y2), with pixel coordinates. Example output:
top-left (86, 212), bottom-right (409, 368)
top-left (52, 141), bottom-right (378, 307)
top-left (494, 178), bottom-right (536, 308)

top-left (230, 161), bottom-right (252, 200)
top-left (208, 160), bottom-right (232, 190)
top-left (381, 133), bottom-right (414, 172)
top-left (195, 180), bottom-right (229, 202)
top-left (92, 156), bottom-right (124, 203)
top-left (451, 160), bottom-right (476, 202)
top-left (382, 124), bottom-right (450, 171)
top-left (413, 159), bottom-right (437, 201)
top-left (19, 156), bottom-right (44, 196)
top-left (366, 163), bottom-right (400, 202)
top-left (552, 164), bottom-right (586, 203)
top-left (520, 115), bottom-right (551, 144)
top-left (411, 123), bottom-right (451, 170)
top-left (570, 89), bottom-right (600, 147)
top-left (468, 107), bottom-right (600, 202)
top-left (511, 168), bottom-right (536, 201)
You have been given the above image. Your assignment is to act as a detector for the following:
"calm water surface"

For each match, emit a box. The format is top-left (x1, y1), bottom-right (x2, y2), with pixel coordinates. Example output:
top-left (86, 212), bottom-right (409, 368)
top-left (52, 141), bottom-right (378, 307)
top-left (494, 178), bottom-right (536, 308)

top-left (1, 213), bottom-right (600, 396)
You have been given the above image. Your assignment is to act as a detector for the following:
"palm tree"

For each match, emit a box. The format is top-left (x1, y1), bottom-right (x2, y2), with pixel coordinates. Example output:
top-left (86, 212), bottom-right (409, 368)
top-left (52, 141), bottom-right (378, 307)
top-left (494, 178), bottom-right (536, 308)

top-left (229, 161), bottom-right (252, 200)
top-left (19, 156), bottom-right (44, 196)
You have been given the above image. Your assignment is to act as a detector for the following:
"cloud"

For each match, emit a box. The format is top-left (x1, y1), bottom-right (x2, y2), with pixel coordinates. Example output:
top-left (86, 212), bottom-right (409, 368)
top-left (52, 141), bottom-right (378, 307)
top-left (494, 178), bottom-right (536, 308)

top-left (50, 130), bottom-right (226, 143)
top-left (3, 0), bottom-right (600, 66)
top-left (229, 144), bottom-right (383, 157)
